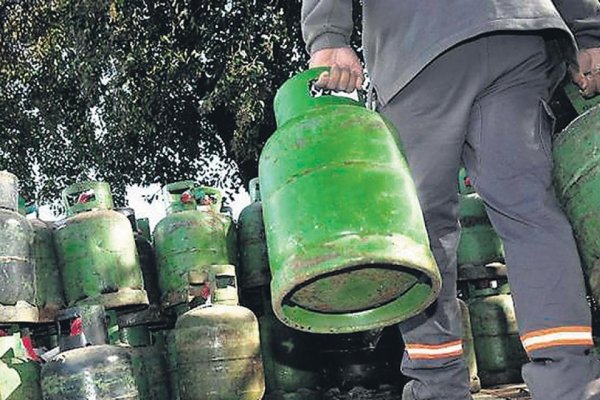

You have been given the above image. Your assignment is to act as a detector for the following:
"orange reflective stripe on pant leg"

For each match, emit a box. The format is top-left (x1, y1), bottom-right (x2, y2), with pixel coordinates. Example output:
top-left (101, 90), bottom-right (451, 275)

top-left (520, 326), bottom-right (593, 354)
top-left (405, 339), bottom-right (463, 360)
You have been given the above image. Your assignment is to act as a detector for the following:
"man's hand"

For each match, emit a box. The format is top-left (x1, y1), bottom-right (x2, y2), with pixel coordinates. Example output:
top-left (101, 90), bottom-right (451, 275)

top-left (572, 48), bottom-right (600, 98)
top-left (309, 47), bottom-right (364, 92)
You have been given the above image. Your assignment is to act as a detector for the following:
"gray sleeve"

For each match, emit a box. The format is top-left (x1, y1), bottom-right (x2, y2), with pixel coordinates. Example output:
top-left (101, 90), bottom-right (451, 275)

top-left (301, 0), bottom-right (353, 55)
top-left (553, 0), bottom-right (600, 48)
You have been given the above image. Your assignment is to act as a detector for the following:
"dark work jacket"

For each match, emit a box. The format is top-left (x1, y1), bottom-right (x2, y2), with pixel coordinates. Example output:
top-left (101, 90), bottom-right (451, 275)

top-left (301, 0), bottom-right (600, 106)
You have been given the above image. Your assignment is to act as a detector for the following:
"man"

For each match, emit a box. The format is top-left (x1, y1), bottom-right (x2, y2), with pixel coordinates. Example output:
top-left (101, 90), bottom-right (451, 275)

top-left (301, 1), bottom-right (600, 400)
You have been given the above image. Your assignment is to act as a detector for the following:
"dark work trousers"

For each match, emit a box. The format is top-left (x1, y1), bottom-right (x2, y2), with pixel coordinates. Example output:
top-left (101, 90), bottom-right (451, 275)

top-left (379, 33), bottom-right (600, 400)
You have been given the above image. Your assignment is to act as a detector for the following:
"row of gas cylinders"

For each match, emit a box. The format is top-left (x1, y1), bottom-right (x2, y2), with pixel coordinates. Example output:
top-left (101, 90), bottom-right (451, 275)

top-left (0, 264), bottom-right (527, 400)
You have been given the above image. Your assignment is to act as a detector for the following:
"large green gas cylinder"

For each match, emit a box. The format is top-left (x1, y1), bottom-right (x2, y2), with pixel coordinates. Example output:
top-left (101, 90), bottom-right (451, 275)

top-left (119, 325), bottom-right (170, 400)
top-left (553, 91), bottom-right (600, 302)
top-left (460, 264), bottom-right (526, 387)
top-left (259, 68), bottom-right (440, 333)
top-left (258, 288), bottom-right (321, 400)
top-left (117, 208), bottom-right (161, 306)
top-left (153, 182), bottom-right (236, 309)
top-left (175, 265), bottom-right (265, 400)
top-left (0, 331), bottom-right (42, 400)
top-left (238, 178), bottom-right (271, 308)
top-left (54, 181), bottom-right (148, 309)
top-left (457, 169), bottom-right (504, 267)
top-left (31, 219), bottom-right (65, 323)
top-left (458, 298), bottom-right (480, 393)
top-left (41, 305), bottom-right (139, 399)
top-left (0, 172), bottom-right (37, 323)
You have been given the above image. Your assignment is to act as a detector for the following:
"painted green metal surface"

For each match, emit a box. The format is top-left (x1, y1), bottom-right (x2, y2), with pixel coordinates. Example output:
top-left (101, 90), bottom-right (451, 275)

top-left (457, 169), bottom-right (504, 267)
top-left (120, 326), bottom-right (170, 400)
top-left (41, 345), bottom-right (138, 400)
top-left (0, 333), bottom-right (42, 400)
top-left (136, 218), bottom-right (152, 242)
top-left (31, 219), bottom-right (65, 323)
top-left (175, 265), bottom-right (264, 400)
top-left (553, 99), bottom-right (600, 302)
top-left (259, 289), bottom-right (320, 399)
top-left (154, 182), bottom-right (236, 309)
top-left (259, 68), bottom-right (440, 333)
top-left (459, 298), bottom-right (480, 393)
top-left (238, 178), bottom-right (271, 292)
top-left (54, 181), bottom-right (148, 310)
top-left (465, 271), bottom-right (526, 387)
top-left (164, 330), bottom-right (181, 400)
top-left (0, 172), bottom-right (37, 324)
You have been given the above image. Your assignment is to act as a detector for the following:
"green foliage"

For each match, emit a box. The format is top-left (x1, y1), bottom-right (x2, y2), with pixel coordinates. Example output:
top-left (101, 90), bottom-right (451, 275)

top-left (0, 0), bottom-right (362, 204)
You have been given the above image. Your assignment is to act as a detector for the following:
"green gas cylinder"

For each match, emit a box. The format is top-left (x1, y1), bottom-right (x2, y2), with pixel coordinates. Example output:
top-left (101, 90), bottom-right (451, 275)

top-left (175, 265), bottom-right (265, 400)
top-left (54, 182), bottom-right (148, 310)
top-left (0, 330), bottom-right (42, 400)
top-left (116, 208), bottom-right (161, 306)
top-left (41, 305), bottom-right (139, 399)
top-left (41, 345), bottom-right (139, 400)
top-left (258, 288), bottom-right (321, 400)
top-left (136, 218), bottom-right (152, 242)
top-left (460, 264), bottom-right (527, 387)
top-left (259, 68), bottom-right (440, 333)
top-left (458, 298), bottom-right (480, 393)
top-left (153, 182), bottom-right (236, 309)
top-left (0, 172), bottom-right (37, 323)
top-left (31, 219), bottom-right (65, 323)
top-left (457, 169), bottom-right (504, 267)
top-left (238, 178), bottom-right (271, 309)
top-left (119, 325), bottom-right (170, 400)
top-left (553, 87), bottom-right (600, 302)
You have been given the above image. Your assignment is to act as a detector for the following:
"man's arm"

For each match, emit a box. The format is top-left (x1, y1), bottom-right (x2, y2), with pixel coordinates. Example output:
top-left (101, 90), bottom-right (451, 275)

top-left (553, 0), bottom-right (600, 49)
top-left (301, 0), bottom-right (363, 92)
top-left (554, 0), bottom-right (600, 97)
top-left (301, 0), bottom-right (353, 55)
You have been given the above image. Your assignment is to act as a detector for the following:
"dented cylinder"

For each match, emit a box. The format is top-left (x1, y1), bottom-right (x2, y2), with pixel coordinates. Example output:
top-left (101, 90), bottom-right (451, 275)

top-left (54, 182), bottom-right (148, 310)
top-left (31, 219), bottom-right (65, 323)
top-left (0, 171), bottom-right (37, 323)
top-left (259, 68), bottom-right (440, 333)
top-left (153, 182), bottom-right (235, 309)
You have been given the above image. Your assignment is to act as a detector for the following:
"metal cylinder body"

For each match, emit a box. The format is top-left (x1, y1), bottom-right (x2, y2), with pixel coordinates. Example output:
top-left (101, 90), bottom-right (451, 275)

top-left (54, 182), bottom-right (148, 309)
top-left (31, 219), bottom-right (65, 323)
top-left (0, 172), bottom-right (37, 323)
top-left (175, 305), bottom-right (265, 399)
top-left (259, 293), bottom-right (320, 399)
top-left (41, 344), bottom-right (138, 399)
top-left (153, 182), bottom-right (234, 309)
top-left (259, 69), bottom-right (440, 333)
top-left (553, 105), bottom-right (600, 301)
top-left (462, 266), bottom-right (527, 387)
top-left (457, 195), bottom-right (504, 267)
top-left (120, 326), bottom-right (170, 400)
top-left (458, 298), bottom-right (480, 393)
top-left (0, 333), bottom-right (42, 400)
top-left (238, 178), bottom-right (271, 293)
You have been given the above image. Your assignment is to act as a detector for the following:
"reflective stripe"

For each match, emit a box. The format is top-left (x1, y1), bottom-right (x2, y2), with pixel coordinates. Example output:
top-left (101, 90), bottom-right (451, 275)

top-left (405, 340), bottom-right (463, 360)
top-left (520, 326), bottom-right (593, 353)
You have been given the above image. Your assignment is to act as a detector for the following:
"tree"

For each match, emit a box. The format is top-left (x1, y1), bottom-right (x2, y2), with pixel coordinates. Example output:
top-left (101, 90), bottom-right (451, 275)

top-left (0, 0), bottom-right (361, 205)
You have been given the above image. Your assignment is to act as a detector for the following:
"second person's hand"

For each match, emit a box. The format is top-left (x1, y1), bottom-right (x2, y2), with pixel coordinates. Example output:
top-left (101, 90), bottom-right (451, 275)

top-left (309, 47), bottom-right (364, 93)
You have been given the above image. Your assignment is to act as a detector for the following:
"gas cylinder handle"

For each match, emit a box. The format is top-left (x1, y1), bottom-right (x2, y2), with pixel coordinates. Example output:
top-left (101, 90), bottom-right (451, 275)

top-left (308, 67), bottom-right (366, 104)
top-left (196, 186), bottom-right (222, 211)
